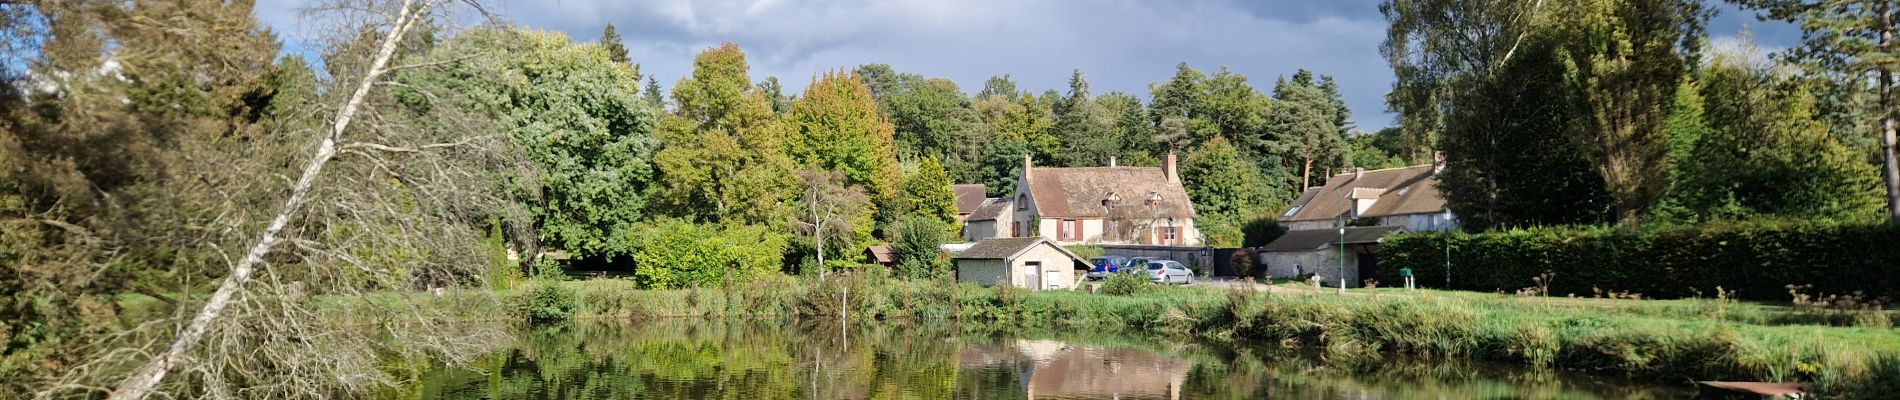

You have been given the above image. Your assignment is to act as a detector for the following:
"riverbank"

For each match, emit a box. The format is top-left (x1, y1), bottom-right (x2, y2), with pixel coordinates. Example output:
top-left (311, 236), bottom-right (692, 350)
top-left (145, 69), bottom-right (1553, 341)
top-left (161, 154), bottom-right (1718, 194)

top-left (312, 275), bottom-right (1900, 397)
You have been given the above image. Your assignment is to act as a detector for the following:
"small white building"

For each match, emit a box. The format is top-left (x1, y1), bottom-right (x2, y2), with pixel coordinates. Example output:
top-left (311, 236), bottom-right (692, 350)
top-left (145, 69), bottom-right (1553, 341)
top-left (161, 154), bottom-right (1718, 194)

top-left (952, 237), bottom-right (1090, 291)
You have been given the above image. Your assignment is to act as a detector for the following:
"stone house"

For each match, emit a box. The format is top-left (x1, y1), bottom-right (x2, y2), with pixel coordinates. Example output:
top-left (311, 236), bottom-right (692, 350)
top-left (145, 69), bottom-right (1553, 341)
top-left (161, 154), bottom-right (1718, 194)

top-left (1278, 163), bottom-right (1457, 232)
top-left (964, 154), bottom-right (1201, 246)
top-left (952, 237), bottom-right (1090, 290)
top-left (1262, 161), bottom-right (1455, 287)
top-left (1261, 226), bottom-right (1400, 288)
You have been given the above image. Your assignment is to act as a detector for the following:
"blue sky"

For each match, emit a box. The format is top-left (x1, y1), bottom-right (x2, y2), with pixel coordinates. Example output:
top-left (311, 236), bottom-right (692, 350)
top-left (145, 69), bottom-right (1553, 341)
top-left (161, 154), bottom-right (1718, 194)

top-left (257, 0), bottom-right (1801, 130)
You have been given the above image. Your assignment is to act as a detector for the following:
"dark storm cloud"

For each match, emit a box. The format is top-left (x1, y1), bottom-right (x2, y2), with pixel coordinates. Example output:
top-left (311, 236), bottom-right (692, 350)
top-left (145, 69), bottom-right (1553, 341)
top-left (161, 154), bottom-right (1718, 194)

top-left (257, 0), bottom-right (1803, 130)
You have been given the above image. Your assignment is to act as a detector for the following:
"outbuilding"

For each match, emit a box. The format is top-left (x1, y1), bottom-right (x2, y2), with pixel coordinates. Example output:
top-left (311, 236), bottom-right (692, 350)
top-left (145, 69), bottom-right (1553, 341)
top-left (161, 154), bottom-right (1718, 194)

top-left (953, 237), bottom-right (1090, 290)
top-left (1260, 226), bottom-right (1401, 288)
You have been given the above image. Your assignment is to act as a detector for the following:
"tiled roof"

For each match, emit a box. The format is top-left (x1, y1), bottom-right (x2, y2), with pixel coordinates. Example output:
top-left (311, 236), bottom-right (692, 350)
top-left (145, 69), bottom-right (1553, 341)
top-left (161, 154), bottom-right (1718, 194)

top-left (953, 184), bottom-right (989, 214)
top-left (952, 237), bottom-right (1088, 263)
top-left (1262, 226), bottom-right (1403, 252)
top-left (1028, 167), bottom-right (1195, 219)
top-left (966, 198), bottom-right (1008, 221)
top-left (1280, 165), bottom-right (1447, 222)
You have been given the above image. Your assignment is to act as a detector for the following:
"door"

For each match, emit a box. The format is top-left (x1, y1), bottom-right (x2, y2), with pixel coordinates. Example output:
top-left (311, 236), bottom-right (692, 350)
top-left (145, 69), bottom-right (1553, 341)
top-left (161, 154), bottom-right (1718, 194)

top-left (1024, 261), bottom-right (1042, 290)
top-left (1357, 252), bottom-right (1381, 287)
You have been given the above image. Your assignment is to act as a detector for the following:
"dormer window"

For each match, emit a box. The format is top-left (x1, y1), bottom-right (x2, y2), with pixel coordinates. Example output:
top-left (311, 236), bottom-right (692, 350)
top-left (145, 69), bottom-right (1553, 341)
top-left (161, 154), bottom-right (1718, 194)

top-left (1145, 192), bottom-right (1161, 206)
top-left (1101, 192), bottom-right (1120, 209)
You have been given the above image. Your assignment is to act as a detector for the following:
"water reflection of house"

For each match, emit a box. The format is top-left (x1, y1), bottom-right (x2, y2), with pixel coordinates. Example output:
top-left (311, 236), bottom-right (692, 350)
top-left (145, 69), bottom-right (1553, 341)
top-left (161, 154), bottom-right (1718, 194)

top-left (957, 340), bottom-right (1191, 399)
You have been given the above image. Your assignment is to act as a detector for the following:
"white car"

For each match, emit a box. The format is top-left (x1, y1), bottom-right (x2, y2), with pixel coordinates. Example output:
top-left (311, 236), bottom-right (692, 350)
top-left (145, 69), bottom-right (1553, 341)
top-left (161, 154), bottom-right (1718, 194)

top-left (1145, 260), bottom-right (1194, 285)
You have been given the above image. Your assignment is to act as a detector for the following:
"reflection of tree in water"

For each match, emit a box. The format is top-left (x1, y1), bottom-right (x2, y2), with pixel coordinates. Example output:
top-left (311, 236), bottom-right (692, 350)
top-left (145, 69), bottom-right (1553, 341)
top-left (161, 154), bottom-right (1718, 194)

top-left (401, 321), bottom-right (1689, 399)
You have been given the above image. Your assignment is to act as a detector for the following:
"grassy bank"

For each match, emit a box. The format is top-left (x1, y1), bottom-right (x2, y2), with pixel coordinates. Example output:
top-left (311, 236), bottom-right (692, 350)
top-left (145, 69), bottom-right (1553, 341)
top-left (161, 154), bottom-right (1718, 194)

top-left (442, 274), bottom-right (1900, 398)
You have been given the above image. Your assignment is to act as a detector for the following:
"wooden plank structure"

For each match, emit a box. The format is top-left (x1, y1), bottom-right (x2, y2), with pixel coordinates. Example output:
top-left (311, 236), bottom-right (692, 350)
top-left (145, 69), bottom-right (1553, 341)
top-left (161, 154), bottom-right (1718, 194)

top-left (1695, 381), bottom-right (1807, 400)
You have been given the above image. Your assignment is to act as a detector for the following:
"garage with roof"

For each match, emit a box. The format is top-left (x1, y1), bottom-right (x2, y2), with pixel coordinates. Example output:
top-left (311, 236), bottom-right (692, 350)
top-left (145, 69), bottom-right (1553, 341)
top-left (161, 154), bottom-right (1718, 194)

top-left (953, 237), bottom-right (1091, 290)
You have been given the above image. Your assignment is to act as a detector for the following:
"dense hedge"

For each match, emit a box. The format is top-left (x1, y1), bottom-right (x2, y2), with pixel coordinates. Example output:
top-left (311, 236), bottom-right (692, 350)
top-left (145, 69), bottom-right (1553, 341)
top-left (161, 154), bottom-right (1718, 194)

top-left (1379, 222), bottom-right (1900, 301)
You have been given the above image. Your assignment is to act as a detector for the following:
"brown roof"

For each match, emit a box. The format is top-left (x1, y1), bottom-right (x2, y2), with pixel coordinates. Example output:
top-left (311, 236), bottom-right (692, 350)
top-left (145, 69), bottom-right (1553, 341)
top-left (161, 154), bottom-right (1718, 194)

top-left (953, 184), bottom-right (989, 214)
top-left (1280, 165), bottom-right (1447, 222)
top-left (967, 198), bottom-right (1008, 221)
top-left (951, 237), bottom-right (1088, 265)
top-left (865, 245), bottom-right (894, 264)
top-left (1262, 226), bottom-right (1402, 252)
top-left (1028, 167), bottom-right (1196, 219)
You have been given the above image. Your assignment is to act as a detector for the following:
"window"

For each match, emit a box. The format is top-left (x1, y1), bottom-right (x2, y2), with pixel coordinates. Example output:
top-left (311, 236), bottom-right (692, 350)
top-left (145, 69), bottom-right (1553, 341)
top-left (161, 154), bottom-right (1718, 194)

top-left (1017, 194), bottom-right (1028, 210)
top-left (1164, 227), bottom-right (1179, 244)
top-left (1059, 219), bottom-right (1078, 241)
top-left (1011, 222), bottom-right (1021, 237)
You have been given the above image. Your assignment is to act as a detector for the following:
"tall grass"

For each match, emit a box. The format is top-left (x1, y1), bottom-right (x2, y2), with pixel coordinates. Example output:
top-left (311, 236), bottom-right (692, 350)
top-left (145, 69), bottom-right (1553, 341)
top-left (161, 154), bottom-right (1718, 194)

top-left (505, 275), bottom-right (1896, 397)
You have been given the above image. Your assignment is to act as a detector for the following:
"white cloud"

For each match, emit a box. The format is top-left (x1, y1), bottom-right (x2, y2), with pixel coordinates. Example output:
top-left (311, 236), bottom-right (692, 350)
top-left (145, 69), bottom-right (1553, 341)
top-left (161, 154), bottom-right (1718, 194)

top-left (253, 0), bottom-right (1805, 131)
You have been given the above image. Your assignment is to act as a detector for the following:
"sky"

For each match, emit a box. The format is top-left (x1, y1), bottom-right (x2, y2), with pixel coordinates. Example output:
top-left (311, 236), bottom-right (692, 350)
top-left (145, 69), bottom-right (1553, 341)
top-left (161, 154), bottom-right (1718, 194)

top-left (254, 0), bottom-right (1803, 131)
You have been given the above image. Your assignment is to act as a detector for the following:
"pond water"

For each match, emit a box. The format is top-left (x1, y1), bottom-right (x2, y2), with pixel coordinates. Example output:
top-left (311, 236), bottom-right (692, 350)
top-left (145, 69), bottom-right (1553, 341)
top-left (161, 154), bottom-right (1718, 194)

top-left (407, 320), bottom-right (1692, 399)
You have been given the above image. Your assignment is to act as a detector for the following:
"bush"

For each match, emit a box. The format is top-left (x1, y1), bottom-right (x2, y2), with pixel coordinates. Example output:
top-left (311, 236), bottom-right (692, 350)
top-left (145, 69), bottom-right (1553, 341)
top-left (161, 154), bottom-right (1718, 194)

top-left (1379, 221), bottom-right (1900, 300)
top-left (516, 282), bottom-right (577, 322)
top-left (1100, 270), bottom-right (1153, 296)
top-left (891, 216), bottom-right (950, 279)
top-left (1240, 214), bottom-right (1288, 248)
top-left (626, 219), bottom-right (789, 289)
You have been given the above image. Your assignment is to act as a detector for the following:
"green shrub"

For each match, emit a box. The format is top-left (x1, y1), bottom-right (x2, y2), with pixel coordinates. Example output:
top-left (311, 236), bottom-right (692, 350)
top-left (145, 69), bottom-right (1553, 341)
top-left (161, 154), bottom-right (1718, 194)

top-left (627, 218), bottom-right (789, 289)
top-left (1100, 270), bottom-right (1153, 296)
top-left (1380, 221), bottom-right (1900, 300)
top-left (516, 282), bottom-right (577, 322)
top-left (891, 216), bottom-right (950, 279)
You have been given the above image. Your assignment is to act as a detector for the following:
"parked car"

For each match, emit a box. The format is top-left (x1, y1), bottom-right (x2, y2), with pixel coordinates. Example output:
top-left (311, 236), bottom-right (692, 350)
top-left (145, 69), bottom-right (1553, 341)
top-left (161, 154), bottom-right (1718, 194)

top-left (1145, 260), bottom-right (1194, 284)
top-left (1085, 256), bottom-right (1134, 280)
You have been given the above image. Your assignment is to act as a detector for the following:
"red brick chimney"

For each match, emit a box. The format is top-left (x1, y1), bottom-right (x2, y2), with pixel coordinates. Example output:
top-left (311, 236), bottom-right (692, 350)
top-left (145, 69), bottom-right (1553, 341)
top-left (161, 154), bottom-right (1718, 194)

top-left (1164, 151), bottom-right (1179, 183)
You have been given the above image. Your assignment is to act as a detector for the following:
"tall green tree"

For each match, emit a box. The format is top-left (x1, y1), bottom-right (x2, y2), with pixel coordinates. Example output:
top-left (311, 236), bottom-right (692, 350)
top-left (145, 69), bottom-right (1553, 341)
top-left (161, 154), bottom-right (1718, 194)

top-left (409, 29), bottom-right (657, 259)
top-left (1556, 0), bottom-right (1709, 224)
top-left (644, 77), bottom-right (665, 107)
top-left (651, 43), bottom-right (796, 228)
top-left (1668, 49), bottom-right (1883, 221)
top-left (1053, 69), bottom-right (1120, 166)
top-left (1734, 0), bottom-right (1900, 222)
top-left (1436, 36), bottom-right (1616, 230)
top-left (1381, 0), bottom-right (1552, 164)
top-left (599, 23), bottom-right (630, 65)
top-left (789, 71), bottom-right (903, 237)
top-left (1269, 71), bottom-right (1347, 189)
top-left (1180, 137), bottom-right (1283, 226)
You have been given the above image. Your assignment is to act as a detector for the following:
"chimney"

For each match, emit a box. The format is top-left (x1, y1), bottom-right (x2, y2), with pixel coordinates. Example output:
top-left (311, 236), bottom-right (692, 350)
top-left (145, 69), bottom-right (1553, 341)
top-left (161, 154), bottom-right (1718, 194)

top-left (1163, 151), bottom-right (1179, 183)
top-left (1022, 154), bottom-right (1034, 182)
top-left (1354, 167), bottom-right (1364, 180)
top-left (1432, 151), bottom-right (1447, 173)
top-left (1108, 156), bottom-right (1118, 168)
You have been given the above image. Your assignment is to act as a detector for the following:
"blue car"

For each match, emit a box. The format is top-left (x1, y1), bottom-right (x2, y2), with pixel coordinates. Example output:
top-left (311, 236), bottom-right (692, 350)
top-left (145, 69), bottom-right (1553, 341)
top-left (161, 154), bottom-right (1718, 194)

top-left (1086, 256), bottom-right (1134, 280)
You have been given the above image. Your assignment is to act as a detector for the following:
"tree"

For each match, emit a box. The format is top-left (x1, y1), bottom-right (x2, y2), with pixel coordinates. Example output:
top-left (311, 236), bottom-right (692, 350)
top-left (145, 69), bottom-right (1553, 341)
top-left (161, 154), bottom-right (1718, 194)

top-left (890, 216), bottom-right (950, 279)
top-left (644, 76), bottom-right (665, 107)
top-left (1668, 48), bottom-right (1883, 221)
top-left (1437, 36), bottom-right (1615, 230)
top-left (789, 71), bottom-right (903, 237)
top-left (792, 169), bottom-right (871, 275)
top-left (599, 23), bottom-right (629, 65)
top-left (103, 1), bottom-right (480, 397)
top-left (855, 64), bottom-right (981, 162)
top-left (757, 76), bottom-right (794, 114)
top-left (1269, 71), bottom-right (1347, 189)
top-left (1381, 0), bottom-right (1553, 164)
top-left (650, 43), bottom-right (796, 228)
top-left (1053, 69), bottom-right (1119, 166)
top-left (1348, 130), bottom-right (1407, 170)
top-left (417, 29), bottom-right (657, 260)
top-left (1734, 0), bottom-right (1900, 223)
top-left (1556, 0), bottom-right (1709, 224)
top-left (900, 156), bottom-right (959, 229)
top-left (1180, 137), bottom-right (1283, 227)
